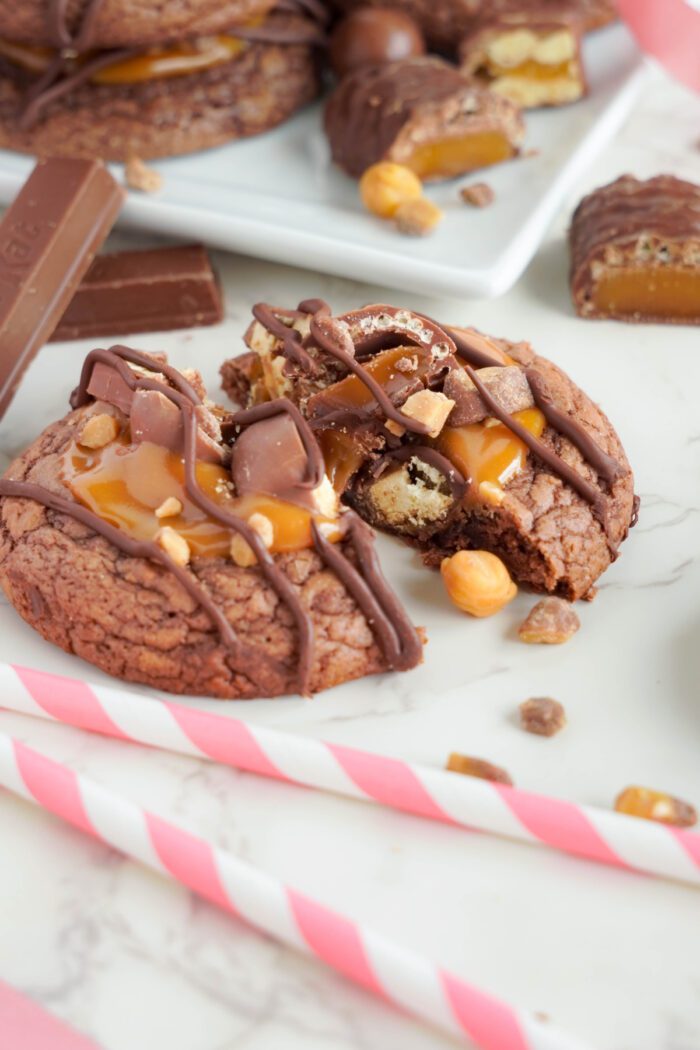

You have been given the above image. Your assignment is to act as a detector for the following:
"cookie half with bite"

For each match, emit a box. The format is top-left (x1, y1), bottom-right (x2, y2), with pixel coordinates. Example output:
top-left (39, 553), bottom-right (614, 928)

top-left (324, 56), bottom-right (525, 179)
top-left (0, 347), bottom-right (422, 699)
top-left (222, 300), bottom-right (637, 601)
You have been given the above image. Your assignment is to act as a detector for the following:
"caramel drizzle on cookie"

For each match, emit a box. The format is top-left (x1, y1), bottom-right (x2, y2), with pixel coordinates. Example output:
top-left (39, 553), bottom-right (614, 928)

top-left (253, 299), bottom-right (628, 543)
top-left (0, 345), bottom-right (421, 693)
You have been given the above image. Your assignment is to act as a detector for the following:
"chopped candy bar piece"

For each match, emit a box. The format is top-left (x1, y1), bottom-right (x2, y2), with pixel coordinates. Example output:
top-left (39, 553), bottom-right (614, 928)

top-left (446, 752), bottom-right (513, 785)
top-left (570, 174), bottom-right (700, 324)
top-left (460, 7), bottom-right (587, 108)
top-left (519, 697), bottom-right (566, 736)
top-left (518, 597), bottom-right (580, 644)
top-left (324, 56), bottom-right (525, 180)
top-left (615, 787), bottom-right (697, 828)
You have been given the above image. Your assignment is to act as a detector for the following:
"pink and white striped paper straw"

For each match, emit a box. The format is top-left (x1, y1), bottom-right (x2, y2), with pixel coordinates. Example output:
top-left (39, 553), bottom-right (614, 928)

top-left (0, 732), bottom-right (592, 1050)
top-left (1, 663), bottom-right (698, 887)
top-left (0, 979), bottom-right (102, 1050)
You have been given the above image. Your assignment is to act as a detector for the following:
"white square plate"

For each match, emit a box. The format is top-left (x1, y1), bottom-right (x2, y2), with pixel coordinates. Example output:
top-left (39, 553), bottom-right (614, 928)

top-left (0, 24), bottom-right (645, 299)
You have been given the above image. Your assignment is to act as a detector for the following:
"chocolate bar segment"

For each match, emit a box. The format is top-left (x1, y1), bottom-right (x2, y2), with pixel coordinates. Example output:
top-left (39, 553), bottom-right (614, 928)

top-left (459, 5), bottom-right (587, 108)
top-left (569, 175), bottom-right (700, 324)
top-left (0, 157), bottom-right (123, 417)
top-left (51, 244), bottom-right (224, 341)
top-left (324, 55), bottom-right (525, 179)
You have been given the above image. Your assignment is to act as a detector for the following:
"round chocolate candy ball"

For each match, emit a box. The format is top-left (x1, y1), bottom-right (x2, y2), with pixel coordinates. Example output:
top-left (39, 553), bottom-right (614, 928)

top-left (329, 7), bottom-right (426, 79)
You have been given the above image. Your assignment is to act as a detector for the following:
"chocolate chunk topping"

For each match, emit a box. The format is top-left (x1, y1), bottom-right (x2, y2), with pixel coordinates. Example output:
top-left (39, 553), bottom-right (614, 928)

top-left (231, 409), bottom-right (320, 510)
top-left (329, 7), bottom-right (426, 79)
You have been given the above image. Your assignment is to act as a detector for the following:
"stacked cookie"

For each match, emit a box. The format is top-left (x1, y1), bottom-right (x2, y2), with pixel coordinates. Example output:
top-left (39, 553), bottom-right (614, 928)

top-left (0, 0), bottom-right (326, 159)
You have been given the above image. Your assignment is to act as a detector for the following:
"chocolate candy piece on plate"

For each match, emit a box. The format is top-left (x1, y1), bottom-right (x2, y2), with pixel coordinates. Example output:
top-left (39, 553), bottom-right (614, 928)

top-left (329, 6), bottom-right (426, 78)
top-left (569, 174), bottom-right (700, 324)
top-left (324, 56), bottom-right (525, 180)
top-left (459, 4), bottom-right (588, 108)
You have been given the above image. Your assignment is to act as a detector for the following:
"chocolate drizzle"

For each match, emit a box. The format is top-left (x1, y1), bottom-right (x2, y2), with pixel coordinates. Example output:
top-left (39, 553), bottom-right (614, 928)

top-left (525, 369), bottom-right (622, 485)
top-left (1, 345), bottom-right (421, 693)
top-left (253, 300), bottom-right (627, 540)
top-left (462, 362), bottom-right (611, 534)
top-left (47, 0), bottom-right (105, 49)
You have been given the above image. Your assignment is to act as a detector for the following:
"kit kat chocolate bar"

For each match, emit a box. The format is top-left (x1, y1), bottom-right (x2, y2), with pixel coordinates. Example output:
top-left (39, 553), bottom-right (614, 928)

top-left (0, 156), bottom-right (123, 416)
top-left (51, 244), bottom-right (224, 341)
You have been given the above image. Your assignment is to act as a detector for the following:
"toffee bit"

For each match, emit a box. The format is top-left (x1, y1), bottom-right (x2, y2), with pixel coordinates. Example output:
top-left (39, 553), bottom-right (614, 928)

top-left (615, 786), bottom-right (697, 828)
top-left (519, 697), bottom-right (566, 737)
top-left (446, 752), bottom-right (513, 786)
top-left (518, 597), bottom-right (580, 645)
top-left (460, 182), bottom-right (495, 208)
top-left (125, 156), bottom-right (163, 194)
top-left (395, 197), bottom-right (443, 236)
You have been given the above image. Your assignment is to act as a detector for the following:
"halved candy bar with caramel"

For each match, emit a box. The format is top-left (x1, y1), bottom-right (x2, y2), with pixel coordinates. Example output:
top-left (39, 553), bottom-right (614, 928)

top-left (324, 56), bottom-right (525, 180)
top-left (570, 174), bottom-right (700, 325)
top-left (459, 5), bottom-right (587, 108)
top-left (222, 301), bottom-right (639, 602)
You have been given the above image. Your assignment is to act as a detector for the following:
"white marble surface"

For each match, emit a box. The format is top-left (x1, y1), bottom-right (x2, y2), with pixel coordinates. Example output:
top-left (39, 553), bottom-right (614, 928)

top-left (0, 68), bottom-right (699, 1050)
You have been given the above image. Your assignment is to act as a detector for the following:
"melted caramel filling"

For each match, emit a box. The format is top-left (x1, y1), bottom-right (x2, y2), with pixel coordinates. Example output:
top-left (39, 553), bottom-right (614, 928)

top-left (320, 345), bottom-right (435, 411)
top-left (593, 267), bottom-right (700, 320)
top-left (0, 34), bottom-right (247, 84)
top-left (437, 407), bottom-right (546, 502)
top-left (318, 430), bottom-right (367, 494)
top-left (404, 132), bottom-right (515, 180)
top-left (62, 435), bottom-right (339, 557)
top-left (487, 58), bottom-right (575, 81)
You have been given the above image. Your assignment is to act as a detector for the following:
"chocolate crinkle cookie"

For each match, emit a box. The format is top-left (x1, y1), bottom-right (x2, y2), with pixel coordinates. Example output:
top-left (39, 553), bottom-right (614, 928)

top-left (221, 299), bottom-right (638, 602)
top-left (0, 347), bottom-right (423, 699)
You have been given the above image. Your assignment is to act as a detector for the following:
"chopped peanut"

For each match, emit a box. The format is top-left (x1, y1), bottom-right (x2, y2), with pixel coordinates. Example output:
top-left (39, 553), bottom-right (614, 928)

top-left (446, 753), bottom-right (513, 786)
top-left (518, 597), bottom-right (580, 645)
top-left (615, 786), bottom-right (697, 828)
top-left (78, 413), bottom-right (120, 450)
top-left (156, 526), bottom-right (190, 567)
top-left (155, 497), bottom-right (183, 520)
top-left (519, 697), bottom-right (566, 737)
top-left (230, 513), bottom-right (274, 568)
top-left (359, 161), bottom-right (423, 219)
top-left (395, 197), bottom-right (443, 236)
top-left (125, 156), bottom-right (163, 194)
top-left (440, 550), bottom-right (517, 617)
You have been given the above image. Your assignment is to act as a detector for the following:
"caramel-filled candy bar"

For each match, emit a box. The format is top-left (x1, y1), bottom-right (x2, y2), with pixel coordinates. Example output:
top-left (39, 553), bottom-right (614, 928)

top-left (569, 174), bottom-right (700, 325)
top-left (459, 6), bottom-right (587, 108)
top-left (324, 56), bottom-right (525, 180)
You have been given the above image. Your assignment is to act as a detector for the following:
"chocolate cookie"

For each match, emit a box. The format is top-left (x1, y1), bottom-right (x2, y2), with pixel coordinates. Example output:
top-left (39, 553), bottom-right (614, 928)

top-left (221, 300), bottom-right (637, 602)
top-left (329, 0), bottom-right (615, 53)
top-left (0, 347), bottom-right (422, 698)
top-left (0, 5), bottom-right (325, 160)
top-left (0, 0), bottom-right (276, 50)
